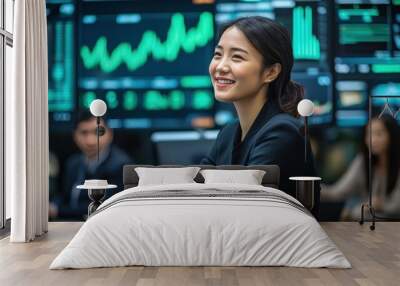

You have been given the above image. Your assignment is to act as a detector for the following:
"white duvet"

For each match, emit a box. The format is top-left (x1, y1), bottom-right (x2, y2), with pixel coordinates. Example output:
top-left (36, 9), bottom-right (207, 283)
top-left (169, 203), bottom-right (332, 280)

top-left (50, 183), bottom-right (351, 269)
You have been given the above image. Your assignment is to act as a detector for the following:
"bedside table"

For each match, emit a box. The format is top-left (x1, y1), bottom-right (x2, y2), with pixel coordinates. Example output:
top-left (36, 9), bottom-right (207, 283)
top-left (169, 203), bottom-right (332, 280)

top-left (289, 176), bottom-right (321, 211)
top-left (77, 184), bottom-right (117, 216)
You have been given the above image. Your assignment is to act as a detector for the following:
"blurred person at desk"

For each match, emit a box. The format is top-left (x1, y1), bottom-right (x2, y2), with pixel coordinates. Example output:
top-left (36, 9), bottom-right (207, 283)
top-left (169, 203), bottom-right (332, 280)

top-left (322, 114), bottom-right (400, 220)
top-left (50, 111), bottom-right (132, 220)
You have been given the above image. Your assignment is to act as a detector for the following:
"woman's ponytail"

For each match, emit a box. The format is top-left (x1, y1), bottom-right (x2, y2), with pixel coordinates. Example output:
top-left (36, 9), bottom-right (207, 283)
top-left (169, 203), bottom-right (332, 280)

top-left (279, 80), bottom-right (304, 117)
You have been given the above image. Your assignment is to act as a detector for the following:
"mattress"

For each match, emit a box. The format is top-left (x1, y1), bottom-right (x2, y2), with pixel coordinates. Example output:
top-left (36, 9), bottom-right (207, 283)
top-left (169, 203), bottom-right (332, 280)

top-left (50, 183), bottom-right (351, 269)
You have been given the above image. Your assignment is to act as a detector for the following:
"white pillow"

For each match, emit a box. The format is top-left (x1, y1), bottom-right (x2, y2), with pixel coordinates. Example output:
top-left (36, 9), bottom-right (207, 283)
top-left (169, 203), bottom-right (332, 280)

top-left (200, 169), bottom-right (266, 185)
top-left (135, 167), bottom-right (201, 186)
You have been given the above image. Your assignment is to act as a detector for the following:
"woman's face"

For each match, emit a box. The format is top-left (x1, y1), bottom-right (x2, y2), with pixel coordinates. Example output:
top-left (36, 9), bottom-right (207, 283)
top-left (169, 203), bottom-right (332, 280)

top-left (209, 26), bottom-right (270, 103)
top-left (365, 119), bottom-right (390, 157)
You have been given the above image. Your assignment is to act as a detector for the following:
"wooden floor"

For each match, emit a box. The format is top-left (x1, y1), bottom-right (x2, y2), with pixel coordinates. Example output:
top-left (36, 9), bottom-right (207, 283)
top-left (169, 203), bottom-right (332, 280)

top-left (0, 222), bottom-right (399, 286)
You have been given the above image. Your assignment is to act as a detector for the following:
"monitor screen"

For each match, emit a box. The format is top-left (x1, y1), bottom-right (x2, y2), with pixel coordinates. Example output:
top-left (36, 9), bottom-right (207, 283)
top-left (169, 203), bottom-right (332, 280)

top-left (47, 0), bottom-right (335, 130)
top-left (78, 2), bottom-right (215, 129)
top-left (47, 1), bottom-right (76, 130)
top-left (334, 0), bottom-right (400, 126)
top-left (335, 78), bottom-right (400, 127)
top-left (335, 0), bottom-right (400, 60)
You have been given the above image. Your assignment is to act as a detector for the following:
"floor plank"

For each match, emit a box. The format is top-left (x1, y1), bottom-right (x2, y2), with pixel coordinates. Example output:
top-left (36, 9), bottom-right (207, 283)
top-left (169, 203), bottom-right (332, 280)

top-left (0, 222), bottom-right (398, 286)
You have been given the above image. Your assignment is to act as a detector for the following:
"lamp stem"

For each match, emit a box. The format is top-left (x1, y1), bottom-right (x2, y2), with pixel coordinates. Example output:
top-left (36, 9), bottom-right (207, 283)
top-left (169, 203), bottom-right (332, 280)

top-left (304, 116), bottom-right (308, 165)
top-left (96, 117), bottom-right (100, 163)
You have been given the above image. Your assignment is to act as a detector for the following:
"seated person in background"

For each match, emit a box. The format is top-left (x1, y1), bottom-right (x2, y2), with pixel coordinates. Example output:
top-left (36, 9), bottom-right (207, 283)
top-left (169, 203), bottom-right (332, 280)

top-left (321, 114), bottom-right (400, 220)
top-left (200, 16), bottom-right (318, 207)
top-left (50, 111), bottom-right (132, 220)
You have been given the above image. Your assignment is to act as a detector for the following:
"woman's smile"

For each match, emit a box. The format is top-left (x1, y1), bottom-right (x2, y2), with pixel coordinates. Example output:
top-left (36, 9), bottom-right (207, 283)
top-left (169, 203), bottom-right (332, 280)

top-left (214, 76), bottom-right (236, 90)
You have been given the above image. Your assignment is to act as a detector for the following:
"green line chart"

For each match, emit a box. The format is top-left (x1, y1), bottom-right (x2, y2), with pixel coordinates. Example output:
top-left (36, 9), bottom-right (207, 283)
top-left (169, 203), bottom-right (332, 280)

top-left (80, 12), bottom-right (214, 73)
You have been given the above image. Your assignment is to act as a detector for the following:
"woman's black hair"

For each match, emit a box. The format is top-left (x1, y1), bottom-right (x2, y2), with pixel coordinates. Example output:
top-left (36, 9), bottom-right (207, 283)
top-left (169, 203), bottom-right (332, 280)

top-left (218, 16), bottom-right (304, 117)
top-left (361, 114), bottom-right (400, 195)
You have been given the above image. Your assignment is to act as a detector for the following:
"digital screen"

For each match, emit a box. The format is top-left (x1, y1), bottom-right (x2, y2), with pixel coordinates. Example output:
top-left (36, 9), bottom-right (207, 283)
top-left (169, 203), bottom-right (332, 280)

top-left (47, 1), bottom-right (76, 129)
top-left (78, 8), bottom-right (215, 129)
top-left (335, 0), bottom-right (400, 75)
top-left (337, 3), bottom-right (390, 56)
top-left (371, 81), bottom-right (400, 119)
top-left (335, 80), bottom-right (368, 127)
top-left (47, 0), bottom-right (335, 130)
top-left (334, 0), bottom-right (400, 125)
top-left (335, 78), bottom-right (400, 127)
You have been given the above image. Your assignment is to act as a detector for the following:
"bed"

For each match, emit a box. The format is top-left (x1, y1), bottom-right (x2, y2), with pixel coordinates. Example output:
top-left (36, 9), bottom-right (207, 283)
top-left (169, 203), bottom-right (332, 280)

top-left (50, 165), bottom-right (350, 269)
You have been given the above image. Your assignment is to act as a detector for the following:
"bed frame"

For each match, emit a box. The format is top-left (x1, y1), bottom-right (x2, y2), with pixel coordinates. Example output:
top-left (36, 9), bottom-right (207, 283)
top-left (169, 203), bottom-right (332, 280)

top-left (123, 165), bottom-right (280, 190)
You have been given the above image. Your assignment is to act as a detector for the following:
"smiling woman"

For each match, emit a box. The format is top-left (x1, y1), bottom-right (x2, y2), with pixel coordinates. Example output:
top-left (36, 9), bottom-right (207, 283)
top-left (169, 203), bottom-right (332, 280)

top-left (201, 16), bottom-right (319, 211)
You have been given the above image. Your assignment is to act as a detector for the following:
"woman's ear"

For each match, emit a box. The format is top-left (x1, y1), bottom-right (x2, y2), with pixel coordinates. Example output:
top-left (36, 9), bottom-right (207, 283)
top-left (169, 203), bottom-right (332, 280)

top-left (263, 63), bottom-right (282, 83)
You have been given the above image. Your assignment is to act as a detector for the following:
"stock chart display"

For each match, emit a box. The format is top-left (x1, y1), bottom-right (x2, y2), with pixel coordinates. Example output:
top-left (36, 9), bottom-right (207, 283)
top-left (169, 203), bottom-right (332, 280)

top-left (334, 0), bottom-right (400, 126)
top-left (46, 0), bottom-right (400, 130)
top-left (78, 8), bottom-right (215, 129)
top-left (47, 0), bottom-right (335, 130)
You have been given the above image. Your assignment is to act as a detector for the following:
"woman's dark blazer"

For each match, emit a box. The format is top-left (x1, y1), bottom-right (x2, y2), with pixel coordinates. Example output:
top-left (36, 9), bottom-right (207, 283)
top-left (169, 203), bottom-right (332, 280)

top-left (201, 100), bottom-right (319, 215)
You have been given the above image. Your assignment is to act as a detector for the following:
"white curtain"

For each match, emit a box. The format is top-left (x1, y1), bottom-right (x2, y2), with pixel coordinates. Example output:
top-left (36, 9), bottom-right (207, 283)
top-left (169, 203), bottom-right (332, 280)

top-left (6, 0), bottom-right (49, 242)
